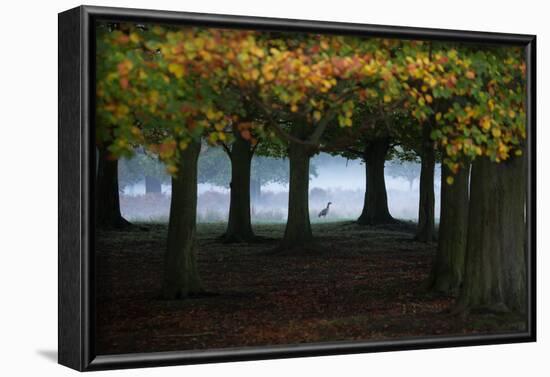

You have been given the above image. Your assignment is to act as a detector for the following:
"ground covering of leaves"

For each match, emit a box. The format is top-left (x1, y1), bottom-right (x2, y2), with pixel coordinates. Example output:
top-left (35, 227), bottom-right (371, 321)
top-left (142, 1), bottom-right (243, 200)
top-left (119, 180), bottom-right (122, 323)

top-left (96, 221), bottom-right (526, 355)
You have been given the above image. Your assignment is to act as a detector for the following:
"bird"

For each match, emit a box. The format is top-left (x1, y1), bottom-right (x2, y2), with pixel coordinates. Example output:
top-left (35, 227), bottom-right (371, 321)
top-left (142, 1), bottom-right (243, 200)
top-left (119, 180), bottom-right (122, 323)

top-left (318, 202), bottom-right (332, 218)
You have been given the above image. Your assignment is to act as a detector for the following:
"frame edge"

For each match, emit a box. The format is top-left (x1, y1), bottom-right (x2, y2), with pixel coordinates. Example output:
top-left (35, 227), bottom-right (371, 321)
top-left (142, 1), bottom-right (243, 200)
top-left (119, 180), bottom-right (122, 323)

top-left (58, 5), bottom-right (86, 372)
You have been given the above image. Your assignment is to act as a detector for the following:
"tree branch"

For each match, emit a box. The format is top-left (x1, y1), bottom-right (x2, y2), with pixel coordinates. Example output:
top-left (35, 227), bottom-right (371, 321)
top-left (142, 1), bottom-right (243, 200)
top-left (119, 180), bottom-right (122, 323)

top-left (220, 142), bottom-right (232, 157)
top-left (248, 95), bottom-right (318, 147)
top-left (308, 90), bottom-right (357, 144)
top-left (250, 138), bottom-right (260, 157)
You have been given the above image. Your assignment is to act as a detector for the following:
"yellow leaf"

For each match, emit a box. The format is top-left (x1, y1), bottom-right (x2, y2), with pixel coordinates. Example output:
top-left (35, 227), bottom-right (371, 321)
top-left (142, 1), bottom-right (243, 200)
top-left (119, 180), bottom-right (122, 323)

top-left (446, 176), bottom-right (454, 185)
top-left (491, 128), bottom-right (502, 138)
top-left (206, 108), bottom-right (218, 120)
top-left (313, 111), bottom-right (322, 122)
top-left (383, 95), bottom-right (391, 103)
top-left (129, 32), bottom-right (140, 43)
top-left (208, 133), bottom-right (219, 144)
top-left (251, 46), bottom-right (265, 58)
top-left (435, 112), bottom-right (442, 121)
top-left (480, 117), bottom-right (491, 131)
top-left (168, 63), bottom-right (184, 79)
top-left (130, 126), bottom-right (141, 136)
top-left (166, 165), bottom-right (178, 175)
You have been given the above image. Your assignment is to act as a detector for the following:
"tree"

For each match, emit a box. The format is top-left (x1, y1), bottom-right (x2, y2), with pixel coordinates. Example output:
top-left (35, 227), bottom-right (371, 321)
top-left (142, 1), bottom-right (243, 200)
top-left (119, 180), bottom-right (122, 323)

top-left (426, 158), bottom-right (469, 294)
top-left (198, 145), bottom-right (317, 203)
top-left (95, 23), bottom-right (137, 229)
top-left (95, 146), bottom-right (130, 229)
top-left (386, 159), bottom-right (420, 191)
top-left (326, 107), bottom-right (396, 226)
top-left (250, 156), bottom-right (289, 201)
top-left (456, 152), bottom-right (525, 313)
top-left (96, 23), bottom-right (239, 297)
top-left (408, 44), bottom-right (527, 312)
top-left (448, 51), bottom-right (527, 313)
top-left (385, 41), bottom-right (527, 309)
top-left (415, 118), bottom-right (437, 242)
top-left (119, 150), bottom-right (170, 194)
top-left (163, 141), bottom-right (203, 298)
top-left (220, 124), bottom-right (259, 242)
top-left (231, 36), bottom-right (402, 250)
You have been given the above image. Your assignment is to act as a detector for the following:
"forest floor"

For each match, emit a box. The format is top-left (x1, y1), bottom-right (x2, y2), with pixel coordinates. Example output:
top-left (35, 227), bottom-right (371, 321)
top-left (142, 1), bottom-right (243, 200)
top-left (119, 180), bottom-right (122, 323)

top-left (96, 221), bottom-right (526, 355)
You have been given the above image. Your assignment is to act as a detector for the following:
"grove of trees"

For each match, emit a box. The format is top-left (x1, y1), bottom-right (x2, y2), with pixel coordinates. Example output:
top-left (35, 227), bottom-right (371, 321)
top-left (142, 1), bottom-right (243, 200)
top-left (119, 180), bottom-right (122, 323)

top-left (95, 22), bottom-right (528, 315)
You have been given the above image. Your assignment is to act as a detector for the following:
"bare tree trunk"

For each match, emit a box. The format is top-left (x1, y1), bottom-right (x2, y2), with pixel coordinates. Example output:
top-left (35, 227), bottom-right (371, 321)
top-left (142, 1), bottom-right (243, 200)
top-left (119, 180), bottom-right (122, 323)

top-left (427, 161), bottom-right (470, 294)
top-left (96, 146), bottom-right (130, 229)
top-left (280, 142), bottom-right (314, 250)
top-left (415, 126), bottom-right (436, 242)
top-left (357, 138), bottom-right (395, 225)
top-left (455, 151), bottom-right (526, 314)
top-left (162, 141), bottom-right (204, 299)
top-left (223, 134), bottom-right (255, 242)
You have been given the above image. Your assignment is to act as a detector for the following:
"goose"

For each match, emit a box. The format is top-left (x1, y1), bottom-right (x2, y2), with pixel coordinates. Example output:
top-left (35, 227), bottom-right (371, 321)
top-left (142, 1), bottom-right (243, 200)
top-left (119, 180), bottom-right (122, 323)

top-left (318, 202), bottom-right (332, 218)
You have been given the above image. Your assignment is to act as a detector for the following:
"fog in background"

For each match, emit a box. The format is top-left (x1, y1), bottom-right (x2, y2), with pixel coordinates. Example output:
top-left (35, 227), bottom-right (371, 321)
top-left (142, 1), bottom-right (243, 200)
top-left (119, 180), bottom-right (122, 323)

top-left (119, 153), bottom-right (441, 224)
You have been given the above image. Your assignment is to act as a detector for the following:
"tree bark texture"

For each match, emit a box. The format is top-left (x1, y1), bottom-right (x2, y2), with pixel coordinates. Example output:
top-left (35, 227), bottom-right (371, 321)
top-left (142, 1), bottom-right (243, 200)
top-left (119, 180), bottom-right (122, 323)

top-left (427, 161), bottom-right (470, 294)
top-left (357, 138), bottom-right (395, 225)
top-left (162, 141), bottom-right (204, 299)
top-left (223, 134), bottom-right (255, 242)
top-left (280, 142), bottom-right (314, 250)
top-left (96, 147), bottom-right (130, 229)
top-left (415, 127), bottom-right (436, 242)
top-left (456, 153), bottom-right (526, 314)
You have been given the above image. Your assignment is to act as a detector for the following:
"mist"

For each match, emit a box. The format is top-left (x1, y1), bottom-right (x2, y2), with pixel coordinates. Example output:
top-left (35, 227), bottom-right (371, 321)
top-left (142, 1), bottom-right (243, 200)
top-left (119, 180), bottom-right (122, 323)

top-left (119, 152), bottom-right (441, 224)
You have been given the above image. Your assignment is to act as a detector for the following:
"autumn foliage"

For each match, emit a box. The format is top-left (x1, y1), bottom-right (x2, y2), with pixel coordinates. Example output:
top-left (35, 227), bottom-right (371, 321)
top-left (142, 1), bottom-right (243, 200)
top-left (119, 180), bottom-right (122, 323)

top-left (96, 22), bottom-right (526, 178)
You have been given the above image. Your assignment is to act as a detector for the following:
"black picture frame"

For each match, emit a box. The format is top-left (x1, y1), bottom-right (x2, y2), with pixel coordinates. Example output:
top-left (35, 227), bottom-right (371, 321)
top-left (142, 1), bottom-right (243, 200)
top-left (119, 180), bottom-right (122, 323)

top-left (58, 5), bottom-right (537, 372)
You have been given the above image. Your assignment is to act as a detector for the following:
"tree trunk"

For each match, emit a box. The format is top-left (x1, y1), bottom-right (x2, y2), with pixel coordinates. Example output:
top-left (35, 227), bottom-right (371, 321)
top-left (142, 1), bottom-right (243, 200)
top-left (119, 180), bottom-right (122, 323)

top-left (96, 147), bottom-right (130, 229)
top-left (223, 135), bottom-right (255, 242)
top-left (357, 138), bottom-right (394, 225)
top-left (456, 152), bottom-right (526, 314)
top-left (280, 142), bottom-right (314, 250)
top-left (415, 127), bottom-right (436, 242)
top-left (162, 141), bottom-right (204, 299)
top-left (427, 161), bottom-right (470, 294)
top-left (145, 175), bottom-right (162, 193)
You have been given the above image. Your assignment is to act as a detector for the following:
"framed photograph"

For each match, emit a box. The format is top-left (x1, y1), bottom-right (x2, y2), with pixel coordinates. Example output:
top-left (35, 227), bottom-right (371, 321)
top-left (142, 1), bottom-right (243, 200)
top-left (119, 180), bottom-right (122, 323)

top-left (58, 5), bottom-right (536, 371)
